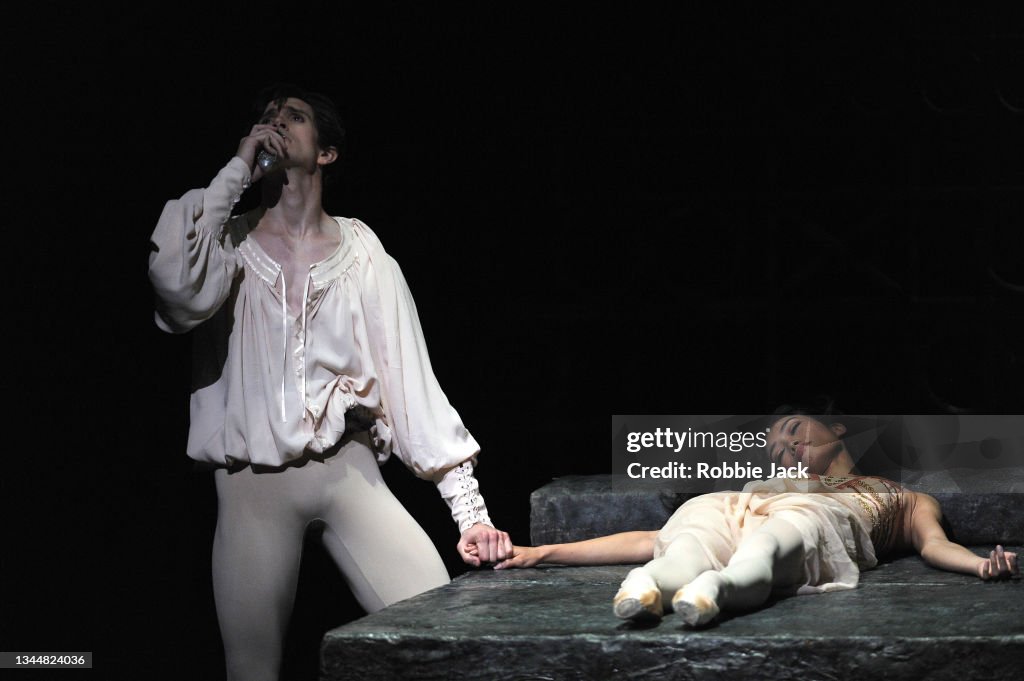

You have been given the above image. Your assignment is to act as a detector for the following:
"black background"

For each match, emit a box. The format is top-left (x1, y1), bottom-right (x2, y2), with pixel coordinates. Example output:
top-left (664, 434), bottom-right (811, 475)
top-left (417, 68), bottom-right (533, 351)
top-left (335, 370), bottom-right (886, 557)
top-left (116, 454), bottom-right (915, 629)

top-left (6, 2), bottom-right (1024, 679)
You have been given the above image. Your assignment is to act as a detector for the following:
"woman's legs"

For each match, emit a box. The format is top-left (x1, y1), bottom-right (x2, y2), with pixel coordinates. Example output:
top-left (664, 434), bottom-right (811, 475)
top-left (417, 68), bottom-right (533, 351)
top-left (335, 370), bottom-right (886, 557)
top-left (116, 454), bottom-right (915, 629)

top-left (672, 516), bottom-right (806, 626)
top-left (646, 533), bottom-right (719, 600)
top-left (614, 533), bottom-right (715, 620)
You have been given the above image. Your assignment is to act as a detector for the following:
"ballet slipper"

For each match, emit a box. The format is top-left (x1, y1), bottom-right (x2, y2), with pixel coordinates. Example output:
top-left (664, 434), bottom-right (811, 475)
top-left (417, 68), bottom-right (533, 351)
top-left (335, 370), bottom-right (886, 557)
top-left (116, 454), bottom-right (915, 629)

top-left (671, 583), bottom-right (720, 627)
top-left (612, 569), bottom-right (663, 621)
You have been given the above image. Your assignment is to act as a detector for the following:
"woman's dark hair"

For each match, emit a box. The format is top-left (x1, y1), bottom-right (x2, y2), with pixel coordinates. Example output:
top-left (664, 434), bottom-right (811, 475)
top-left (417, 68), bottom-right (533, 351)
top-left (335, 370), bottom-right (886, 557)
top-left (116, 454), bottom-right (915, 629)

top-left (766, 396), bottom-right (889, 475)
top-left (251, 82), bottom-right (347, 182)
top-left (769, 395), bottom-right (842, 428)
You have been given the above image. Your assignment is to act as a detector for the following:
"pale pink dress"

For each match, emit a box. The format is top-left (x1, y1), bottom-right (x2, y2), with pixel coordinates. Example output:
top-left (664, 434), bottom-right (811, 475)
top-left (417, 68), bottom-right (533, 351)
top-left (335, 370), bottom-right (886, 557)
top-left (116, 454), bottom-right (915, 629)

top-left (654, 475), bottom-right (905, 594)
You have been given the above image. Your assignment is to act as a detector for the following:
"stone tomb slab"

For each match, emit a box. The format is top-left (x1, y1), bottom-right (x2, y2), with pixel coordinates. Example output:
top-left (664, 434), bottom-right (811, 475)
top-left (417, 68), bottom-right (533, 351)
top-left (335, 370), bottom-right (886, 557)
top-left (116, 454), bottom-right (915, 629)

top-left (322, 549), bottom-right (1023, 681)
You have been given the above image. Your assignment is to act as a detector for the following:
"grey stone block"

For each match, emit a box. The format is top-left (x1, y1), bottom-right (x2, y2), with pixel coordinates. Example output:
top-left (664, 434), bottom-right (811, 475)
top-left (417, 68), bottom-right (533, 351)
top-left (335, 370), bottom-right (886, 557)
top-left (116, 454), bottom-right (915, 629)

top-left (529, 475), bottom-right (686, 545)
top-left (904, 468), bottom-right (1024, 545)
top-left (531, 471), bottom-right (1024, 546)
top-left (322, 472), bottom-right (1023, 680)
top-left (322, 551), bottom-right (1023, 681)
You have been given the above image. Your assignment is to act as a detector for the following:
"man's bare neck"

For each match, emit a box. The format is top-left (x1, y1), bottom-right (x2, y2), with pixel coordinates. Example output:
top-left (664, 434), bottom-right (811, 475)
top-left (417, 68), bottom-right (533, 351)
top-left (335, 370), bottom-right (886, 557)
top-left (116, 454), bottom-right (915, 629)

top-left (257, 209), bottom-right (333, 240)
top-left (259, 171), bottom-right (327, 239)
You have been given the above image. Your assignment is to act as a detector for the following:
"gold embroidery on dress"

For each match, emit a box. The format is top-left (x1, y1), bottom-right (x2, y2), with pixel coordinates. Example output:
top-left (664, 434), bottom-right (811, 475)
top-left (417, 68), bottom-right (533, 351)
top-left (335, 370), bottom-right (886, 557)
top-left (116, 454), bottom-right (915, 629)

top-left (819, 476), bottom-right (903, 554)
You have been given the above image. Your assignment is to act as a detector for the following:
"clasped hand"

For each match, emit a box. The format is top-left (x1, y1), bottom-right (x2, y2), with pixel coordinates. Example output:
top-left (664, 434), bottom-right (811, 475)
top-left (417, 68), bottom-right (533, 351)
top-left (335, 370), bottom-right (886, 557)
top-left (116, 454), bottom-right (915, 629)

top-left (457, 523), bottom-right (513, 567)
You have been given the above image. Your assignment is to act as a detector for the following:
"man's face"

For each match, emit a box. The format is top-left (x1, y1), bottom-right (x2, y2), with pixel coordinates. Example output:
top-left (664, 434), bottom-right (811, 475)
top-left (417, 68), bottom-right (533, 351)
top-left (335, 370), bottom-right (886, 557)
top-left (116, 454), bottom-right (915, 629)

top-left (258, 97), bottom-right (322, 169)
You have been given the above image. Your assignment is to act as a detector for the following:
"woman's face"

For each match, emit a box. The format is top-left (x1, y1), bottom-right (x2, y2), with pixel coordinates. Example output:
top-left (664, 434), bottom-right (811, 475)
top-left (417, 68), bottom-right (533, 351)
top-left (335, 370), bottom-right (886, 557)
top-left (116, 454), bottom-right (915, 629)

top-left (766, 415), bottom-right (847, 475)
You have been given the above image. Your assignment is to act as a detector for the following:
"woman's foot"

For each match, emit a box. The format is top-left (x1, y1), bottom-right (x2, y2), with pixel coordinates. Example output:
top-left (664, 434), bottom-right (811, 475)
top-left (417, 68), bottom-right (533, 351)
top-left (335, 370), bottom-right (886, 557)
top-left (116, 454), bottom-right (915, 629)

top-left (671, 572), bottom-right (723, 627)
top-left (613, 568), bottom-right (663, 621)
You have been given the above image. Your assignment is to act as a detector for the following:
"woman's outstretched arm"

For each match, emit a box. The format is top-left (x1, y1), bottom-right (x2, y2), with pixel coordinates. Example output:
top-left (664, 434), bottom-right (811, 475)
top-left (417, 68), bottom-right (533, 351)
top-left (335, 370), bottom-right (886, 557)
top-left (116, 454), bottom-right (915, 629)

top-left (910, 492), bottom-right (1019, 579)
top-left (493, 531), bottom-right (658, 570)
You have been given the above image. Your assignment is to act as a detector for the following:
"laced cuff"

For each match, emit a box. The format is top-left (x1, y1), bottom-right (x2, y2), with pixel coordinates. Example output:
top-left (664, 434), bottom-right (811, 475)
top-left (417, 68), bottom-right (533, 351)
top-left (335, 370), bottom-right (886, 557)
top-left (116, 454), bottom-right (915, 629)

top-left (436, 460), bottom-right (493, 533)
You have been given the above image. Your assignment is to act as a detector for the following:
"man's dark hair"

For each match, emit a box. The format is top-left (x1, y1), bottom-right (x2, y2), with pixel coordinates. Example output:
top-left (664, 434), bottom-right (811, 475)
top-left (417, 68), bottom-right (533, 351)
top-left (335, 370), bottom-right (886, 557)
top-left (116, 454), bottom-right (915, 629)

top-left (252, 82), bottom-right (347, 182)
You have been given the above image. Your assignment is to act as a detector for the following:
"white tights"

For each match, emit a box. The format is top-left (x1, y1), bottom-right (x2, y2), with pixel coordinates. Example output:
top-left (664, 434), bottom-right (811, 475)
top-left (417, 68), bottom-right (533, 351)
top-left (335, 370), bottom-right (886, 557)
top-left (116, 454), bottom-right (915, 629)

top-left (637, 517), bottom-right (807, 614)
top-left (212, 433), bottom-right (450, 681)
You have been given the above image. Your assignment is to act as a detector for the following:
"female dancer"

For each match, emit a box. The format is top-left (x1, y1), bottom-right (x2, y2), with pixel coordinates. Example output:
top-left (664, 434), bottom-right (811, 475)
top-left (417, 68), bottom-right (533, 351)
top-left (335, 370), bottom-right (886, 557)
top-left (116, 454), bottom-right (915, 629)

top-left (495, 412), bottom-right (1018, 626)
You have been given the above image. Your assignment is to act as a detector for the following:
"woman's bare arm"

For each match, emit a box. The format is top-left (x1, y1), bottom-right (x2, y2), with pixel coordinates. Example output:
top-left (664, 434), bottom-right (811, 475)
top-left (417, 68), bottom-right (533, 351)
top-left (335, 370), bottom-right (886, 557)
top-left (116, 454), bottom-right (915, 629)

top-left (493, 531), bottom-right (657, 569)
top-left (910, 492), bottom-right (1018, 579)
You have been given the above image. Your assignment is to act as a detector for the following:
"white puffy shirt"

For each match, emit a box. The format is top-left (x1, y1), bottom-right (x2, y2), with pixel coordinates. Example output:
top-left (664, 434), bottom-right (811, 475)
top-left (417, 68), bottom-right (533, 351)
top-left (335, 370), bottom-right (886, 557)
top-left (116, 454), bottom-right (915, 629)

top-left (148, 156), bottom-right (492, 532)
